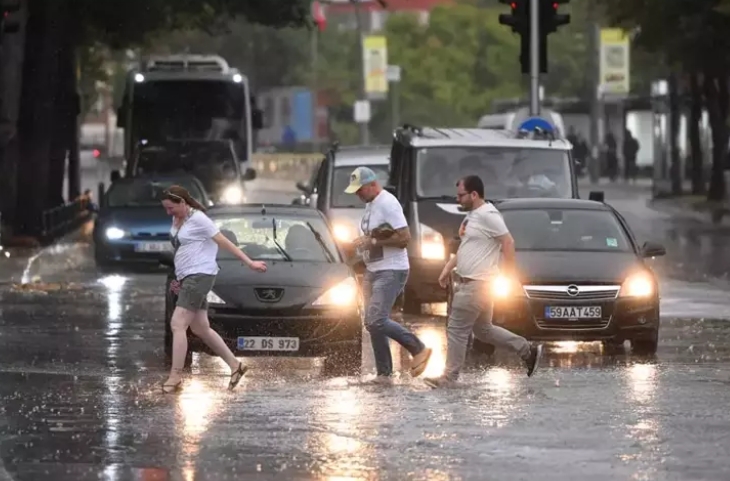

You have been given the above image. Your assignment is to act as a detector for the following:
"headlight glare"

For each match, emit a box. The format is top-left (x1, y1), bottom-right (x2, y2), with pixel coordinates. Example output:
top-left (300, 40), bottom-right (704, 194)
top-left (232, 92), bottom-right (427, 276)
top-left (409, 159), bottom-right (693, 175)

top-left (333, 223), bottom-right (357, 242)
top-left (206, 291), bottom-right (226, 305)
top-left (620, 273), bottom-right (654, 297)
top-left (489, 274), bottom-right (524, 299)
top-left (105, 227), bottom-right (125, 240)
top-left (313, 277), bottom-right (358, 306)
top-left (221, 185), bottom-right (245, 204)
top-left (419, 223), bottom-right (444, 260)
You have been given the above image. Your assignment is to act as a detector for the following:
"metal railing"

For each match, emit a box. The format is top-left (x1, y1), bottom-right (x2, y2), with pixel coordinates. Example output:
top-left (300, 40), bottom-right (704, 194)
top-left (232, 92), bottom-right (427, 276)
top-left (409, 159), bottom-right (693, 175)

top-left (40, 194), bottom-right (93, 241)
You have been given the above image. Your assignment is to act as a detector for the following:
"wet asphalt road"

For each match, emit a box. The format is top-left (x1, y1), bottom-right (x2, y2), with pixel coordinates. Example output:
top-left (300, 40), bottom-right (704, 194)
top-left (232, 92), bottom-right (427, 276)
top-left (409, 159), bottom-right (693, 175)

top-left (2, 179), bottom-right (730, 480)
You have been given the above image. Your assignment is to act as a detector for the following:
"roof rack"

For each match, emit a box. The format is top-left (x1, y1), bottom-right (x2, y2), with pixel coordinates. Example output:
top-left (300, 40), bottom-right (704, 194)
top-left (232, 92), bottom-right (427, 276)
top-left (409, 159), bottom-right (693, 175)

top-left (142, 55), bottom-right (231, 73)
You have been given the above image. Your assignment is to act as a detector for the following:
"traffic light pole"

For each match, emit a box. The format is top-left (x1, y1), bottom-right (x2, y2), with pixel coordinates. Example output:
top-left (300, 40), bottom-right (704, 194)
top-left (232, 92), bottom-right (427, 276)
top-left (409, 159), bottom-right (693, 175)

top-left (529, 0), bottom-right (540, 116)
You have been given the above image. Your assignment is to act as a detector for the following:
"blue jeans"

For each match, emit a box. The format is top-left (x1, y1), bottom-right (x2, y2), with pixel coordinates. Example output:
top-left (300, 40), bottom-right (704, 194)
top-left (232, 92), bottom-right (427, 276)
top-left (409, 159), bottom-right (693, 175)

top-left (362, 269), bottom-right (426, 376)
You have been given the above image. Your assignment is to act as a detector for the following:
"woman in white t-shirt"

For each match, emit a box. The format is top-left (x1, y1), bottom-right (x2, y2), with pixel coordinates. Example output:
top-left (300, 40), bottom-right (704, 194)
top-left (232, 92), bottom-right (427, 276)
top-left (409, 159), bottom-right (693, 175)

top-left (161, 185), bottom-right (267, 393)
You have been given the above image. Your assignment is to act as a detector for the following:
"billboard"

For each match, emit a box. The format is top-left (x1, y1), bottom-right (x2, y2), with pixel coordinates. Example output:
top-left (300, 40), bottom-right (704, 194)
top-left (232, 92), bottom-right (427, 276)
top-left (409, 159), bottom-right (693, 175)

top-left (363, 35), bottom-right (388, 99)
top-left (599, 28), bottom-right (630, 96)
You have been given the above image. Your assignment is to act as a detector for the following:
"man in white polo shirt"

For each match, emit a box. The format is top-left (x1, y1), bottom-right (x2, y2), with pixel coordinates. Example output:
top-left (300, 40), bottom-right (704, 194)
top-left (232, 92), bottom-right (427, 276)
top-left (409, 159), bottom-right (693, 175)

top-left (424, 175), bottom-right (543, 388)
top-left (344, 166), bottom-right (432, 383)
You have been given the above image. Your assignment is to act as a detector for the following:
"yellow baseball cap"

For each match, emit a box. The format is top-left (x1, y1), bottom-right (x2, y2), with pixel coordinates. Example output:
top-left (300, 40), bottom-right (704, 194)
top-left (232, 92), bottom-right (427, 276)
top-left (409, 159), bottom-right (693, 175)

top-left (344, 166), bottom-right (378, 194)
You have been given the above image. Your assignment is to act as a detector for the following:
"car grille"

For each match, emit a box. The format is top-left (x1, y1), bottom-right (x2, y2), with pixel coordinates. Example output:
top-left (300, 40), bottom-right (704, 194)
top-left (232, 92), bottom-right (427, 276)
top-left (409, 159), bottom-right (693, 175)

top-left (534, 319), bottom-right (611, 330)
top-left (524, 285), bottom-right (620, 301)
top-left (131, 232), bottom-right (169, 240)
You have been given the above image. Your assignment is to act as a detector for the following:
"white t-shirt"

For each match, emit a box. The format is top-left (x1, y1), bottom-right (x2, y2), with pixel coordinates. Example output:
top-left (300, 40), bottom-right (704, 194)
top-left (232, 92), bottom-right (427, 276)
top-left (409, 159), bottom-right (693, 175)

top-left (358, 190), bottom-right (410, 272)
top-left (171, 210), bottom-right (221, 280)
top-left (456, 202), bottom-right (509, 281)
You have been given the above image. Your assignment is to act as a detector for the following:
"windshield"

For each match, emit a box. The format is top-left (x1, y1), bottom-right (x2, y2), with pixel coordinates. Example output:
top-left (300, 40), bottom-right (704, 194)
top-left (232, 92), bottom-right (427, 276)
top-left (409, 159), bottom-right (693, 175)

top-left (213, 215), bottom-right (340, 262)
top-left (330, 164), bottom-right (390, 207)
top-left (106, 178), bottom-right (206, 207)
top-left (135, 142), bottom-right (238, 186)
top-left (416, 147), bottom-right (572, 199)
top-left (501, 208), bottom-right (632, 252)
top-left (131, 80), bottom-right (247, 157)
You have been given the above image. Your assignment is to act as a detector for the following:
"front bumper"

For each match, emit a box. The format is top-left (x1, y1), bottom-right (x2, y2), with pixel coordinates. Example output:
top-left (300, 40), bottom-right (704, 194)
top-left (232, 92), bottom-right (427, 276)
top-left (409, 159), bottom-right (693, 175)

top-left (189, 307), bottom-right (363, 357)
top-left (491, 295), bottom-right (660, 342)
top-left (95, 238), bottom-right (171, 264)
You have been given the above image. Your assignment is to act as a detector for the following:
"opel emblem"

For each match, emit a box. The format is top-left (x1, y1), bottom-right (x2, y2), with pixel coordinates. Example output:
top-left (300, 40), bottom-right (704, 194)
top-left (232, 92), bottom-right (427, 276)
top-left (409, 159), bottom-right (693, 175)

top-left (566, 285), bottom-right (579, 297)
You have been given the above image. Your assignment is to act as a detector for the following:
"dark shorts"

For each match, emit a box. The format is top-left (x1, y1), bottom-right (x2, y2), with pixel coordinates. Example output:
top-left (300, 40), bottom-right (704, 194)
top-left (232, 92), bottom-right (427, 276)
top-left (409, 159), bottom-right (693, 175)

top-left (176, 274), bottom-right (216, 312)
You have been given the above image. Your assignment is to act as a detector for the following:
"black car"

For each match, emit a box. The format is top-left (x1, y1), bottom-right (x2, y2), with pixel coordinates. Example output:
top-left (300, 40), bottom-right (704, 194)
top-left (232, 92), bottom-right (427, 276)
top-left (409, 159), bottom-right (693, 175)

top-left (93, 174), bottom-right (211, 270)
top-left (160, 205), bottom-right (363, 373)
top-left (447, 198), bottom-right (666, 355)
top-left (123, 139), bottom-right (256, 205)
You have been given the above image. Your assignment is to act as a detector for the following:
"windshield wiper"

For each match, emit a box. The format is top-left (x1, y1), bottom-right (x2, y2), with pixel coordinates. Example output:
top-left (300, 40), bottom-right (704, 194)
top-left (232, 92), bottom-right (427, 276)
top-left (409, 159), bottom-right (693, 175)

top-left (306, 222), bottom-right (336, 263)
top-left (269, 217), bottom-right (292, 262)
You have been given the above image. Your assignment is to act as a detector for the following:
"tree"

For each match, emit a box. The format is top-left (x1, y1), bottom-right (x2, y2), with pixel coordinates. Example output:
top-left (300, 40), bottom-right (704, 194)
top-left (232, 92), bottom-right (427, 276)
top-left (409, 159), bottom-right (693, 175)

top-left (597, 0), bottom-right (730, 201)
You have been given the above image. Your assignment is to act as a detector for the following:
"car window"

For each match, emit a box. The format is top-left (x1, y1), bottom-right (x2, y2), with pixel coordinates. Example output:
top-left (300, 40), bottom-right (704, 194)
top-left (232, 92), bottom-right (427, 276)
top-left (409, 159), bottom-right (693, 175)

top-left (416, 146), bottom-right (572, 199)
top-left (501, 208), bottom-right (632, 252)
top-left (106, 178), bottom-right (206, 207)
top-left (137, 142), bottom-right (237, 176)
top-left (212, 214), bottom-right (340, 263)
top-left (330, 164), bottom-right (390, 207)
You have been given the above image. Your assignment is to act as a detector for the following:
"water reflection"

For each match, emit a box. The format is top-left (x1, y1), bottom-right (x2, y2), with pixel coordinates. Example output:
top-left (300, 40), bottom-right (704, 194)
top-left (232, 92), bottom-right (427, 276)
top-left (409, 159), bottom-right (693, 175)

top-left (176, 377), bottom-right (221, 480)
top-left (414, 325), bottom-right (447, 378)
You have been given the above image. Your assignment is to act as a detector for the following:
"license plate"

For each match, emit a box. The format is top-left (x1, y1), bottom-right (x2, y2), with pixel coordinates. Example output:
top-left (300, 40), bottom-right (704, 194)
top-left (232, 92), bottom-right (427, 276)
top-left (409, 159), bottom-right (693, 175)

top-left (544, 306), bottom-right (602, 319)
top-left (237, 337), bottom-right (300, 351)
top-left (135, 242), bottom-right (172, 253)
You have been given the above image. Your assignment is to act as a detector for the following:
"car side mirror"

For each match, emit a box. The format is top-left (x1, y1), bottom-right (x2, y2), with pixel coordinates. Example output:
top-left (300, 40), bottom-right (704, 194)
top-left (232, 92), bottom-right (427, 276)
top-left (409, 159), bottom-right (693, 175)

top-left (243, 167), bottom-right (256, 181)
top-left (296, 181), bottom-right (310, 193)
top-left (449, 237), bottom-right (461, 255)
top-left (641, 241), bottom-right (666, 258)
top-left (589, 191), bottom-right (604, 202)
top-left (110, 170), bottom-right (120, 182)
top-left (384, 185), bottom-right (397, 196)
top-left (251, 108), bottom-right (263, 130)
top-left (158, 251), bottom-right (174, 267)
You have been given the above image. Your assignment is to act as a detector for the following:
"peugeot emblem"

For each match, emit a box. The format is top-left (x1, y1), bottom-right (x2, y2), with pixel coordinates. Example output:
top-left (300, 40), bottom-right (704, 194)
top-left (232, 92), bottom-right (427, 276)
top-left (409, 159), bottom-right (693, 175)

top-left (254, 287), bottom-right (284, 302)
top-left (566, 285), bottom-right (580, 297)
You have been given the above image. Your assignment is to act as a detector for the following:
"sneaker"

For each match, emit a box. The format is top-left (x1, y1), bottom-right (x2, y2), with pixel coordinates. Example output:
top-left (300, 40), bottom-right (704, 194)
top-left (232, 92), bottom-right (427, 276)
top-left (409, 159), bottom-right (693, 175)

top-left (525, 344), bottom-right (543, 377)
top-left (423, 376), bottom-right (458, 389)
top-left (359, 375), bottom-right (394, 386)
top-left (410, 347), bottom-right (433, 377)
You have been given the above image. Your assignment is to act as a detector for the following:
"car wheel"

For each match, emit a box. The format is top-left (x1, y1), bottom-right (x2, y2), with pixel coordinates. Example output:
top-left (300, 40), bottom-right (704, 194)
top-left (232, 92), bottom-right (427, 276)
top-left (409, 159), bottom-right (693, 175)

top-left (471, 338), bottom-right (496, 356)
top-left (402, 290), bottom-right (421, 315)
top-left (631, 331), bottom-right (658, 355)
top-left (323, 344), bottom-right (362, 376)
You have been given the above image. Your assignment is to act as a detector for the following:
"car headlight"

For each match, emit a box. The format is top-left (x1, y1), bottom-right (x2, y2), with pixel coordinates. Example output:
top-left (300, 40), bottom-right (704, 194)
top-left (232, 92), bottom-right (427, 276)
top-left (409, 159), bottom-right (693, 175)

top-left (489, 274), bottom-right (525, 299)
top-left (105, 227), bottom-right (125, 240)
top-left (206, 291), bottom-right (226, 305)
top-left (312, 277), bottom-right (358, 306)
top-left (419, 223), bottom-right (445, 260)
top-left (619, 272), bottom-right (655, 297)
top-left (333, 222), bottom-right (357, 242)
top-left (221, 185), bottom-right (245, 204)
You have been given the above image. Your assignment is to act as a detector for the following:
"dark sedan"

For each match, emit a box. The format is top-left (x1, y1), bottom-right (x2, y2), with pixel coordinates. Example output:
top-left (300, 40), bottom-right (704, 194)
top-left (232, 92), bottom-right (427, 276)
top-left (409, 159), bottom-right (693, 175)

top-left (160, 205), bottom-right (363, 373)
top-left (447, 198), bottom-right (666, 355)
top-left (93, 174), bottom-right (211, 270)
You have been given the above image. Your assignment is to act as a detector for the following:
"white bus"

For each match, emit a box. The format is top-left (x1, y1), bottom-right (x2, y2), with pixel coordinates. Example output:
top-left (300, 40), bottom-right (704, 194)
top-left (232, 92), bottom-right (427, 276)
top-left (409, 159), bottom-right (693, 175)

top-left (116, 54), bottom-right (263, 177)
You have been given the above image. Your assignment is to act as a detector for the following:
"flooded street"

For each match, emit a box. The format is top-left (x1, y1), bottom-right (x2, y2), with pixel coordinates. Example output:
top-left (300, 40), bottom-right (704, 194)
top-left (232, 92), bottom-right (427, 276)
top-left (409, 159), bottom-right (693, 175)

top-left (2, 180), bottom-right (730, 480)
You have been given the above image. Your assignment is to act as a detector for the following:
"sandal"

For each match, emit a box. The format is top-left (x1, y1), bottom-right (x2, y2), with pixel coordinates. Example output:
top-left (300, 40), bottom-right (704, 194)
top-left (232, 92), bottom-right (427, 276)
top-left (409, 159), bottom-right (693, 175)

top-left (228, 363), bottom-right (249, 391)
top-left (162, 380), bottom-right (182, 394)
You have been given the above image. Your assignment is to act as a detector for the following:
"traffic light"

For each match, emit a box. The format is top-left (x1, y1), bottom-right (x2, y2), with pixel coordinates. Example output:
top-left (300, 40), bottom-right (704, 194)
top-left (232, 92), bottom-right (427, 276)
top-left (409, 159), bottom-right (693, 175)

top-left (1, 0), bottom-right (20, 35)
top-left (498, 0), bottom-right (571, 74)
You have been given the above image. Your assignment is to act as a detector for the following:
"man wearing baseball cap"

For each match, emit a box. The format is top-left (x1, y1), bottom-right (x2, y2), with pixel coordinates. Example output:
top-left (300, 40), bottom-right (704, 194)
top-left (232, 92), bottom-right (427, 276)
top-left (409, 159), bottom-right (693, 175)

top-left (344, 166), bottom-right (432, 384)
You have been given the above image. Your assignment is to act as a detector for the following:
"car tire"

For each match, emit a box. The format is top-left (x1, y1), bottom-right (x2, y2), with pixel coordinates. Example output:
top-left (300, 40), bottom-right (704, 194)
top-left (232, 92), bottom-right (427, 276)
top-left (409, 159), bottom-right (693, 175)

top-left (323, 344), bottom-right (362, 376)
top-left (631, 331), bottom-right (658, 355)
top-left (602, 339), bottom-right (625, 354)
top-left (471, 338), bottom-right (496, 356)
top-left (401, 290), bottom-right (421, 315)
